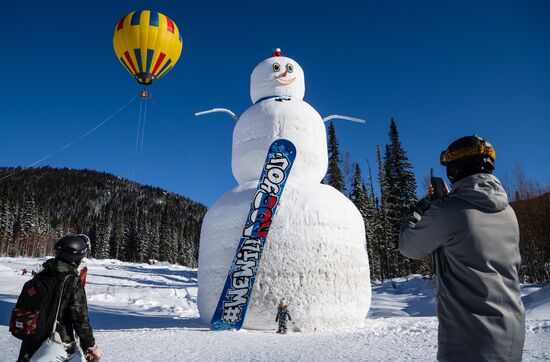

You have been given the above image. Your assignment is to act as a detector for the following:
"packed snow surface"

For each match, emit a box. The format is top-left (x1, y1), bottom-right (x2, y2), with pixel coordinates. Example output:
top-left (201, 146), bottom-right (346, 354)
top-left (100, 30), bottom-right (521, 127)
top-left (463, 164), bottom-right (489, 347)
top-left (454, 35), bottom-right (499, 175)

top-left (1, 257), bottom-right (549, 361)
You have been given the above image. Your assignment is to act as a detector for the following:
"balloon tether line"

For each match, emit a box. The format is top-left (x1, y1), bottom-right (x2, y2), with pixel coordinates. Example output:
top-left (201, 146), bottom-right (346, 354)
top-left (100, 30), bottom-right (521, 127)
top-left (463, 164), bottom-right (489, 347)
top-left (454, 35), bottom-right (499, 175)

top-left (135, 98), bottom-right (144, 155)
top-left (140, 97), bottom-right (148, 154)
top-left (0, 95), bottom-right (137, 182)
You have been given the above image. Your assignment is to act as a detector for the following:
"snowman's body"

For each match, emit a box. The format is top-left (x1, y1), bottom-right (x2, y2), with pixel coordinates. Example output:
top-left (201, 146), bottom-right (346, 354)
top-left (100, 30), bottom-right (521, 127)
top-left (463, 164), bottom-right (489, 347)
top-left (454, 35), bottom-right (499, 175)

top-left (198, 50), bottom-right (371, 331)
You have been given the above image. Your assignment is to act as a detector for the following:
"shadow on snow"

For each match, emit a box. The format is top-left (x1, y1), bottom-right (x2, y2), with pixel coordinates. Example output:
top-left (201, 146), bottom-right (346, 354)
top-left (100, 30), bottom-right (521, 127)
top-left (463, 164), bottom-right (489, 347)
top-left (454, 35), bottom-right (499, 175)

top-left (0, 293), bottom-right (205, 330)
top-left (104, 265), bottom-right (197, 281)
top-left (368, 276), bottom-right (437, 318)
top-left (88, 305), bottom-right (206, 330)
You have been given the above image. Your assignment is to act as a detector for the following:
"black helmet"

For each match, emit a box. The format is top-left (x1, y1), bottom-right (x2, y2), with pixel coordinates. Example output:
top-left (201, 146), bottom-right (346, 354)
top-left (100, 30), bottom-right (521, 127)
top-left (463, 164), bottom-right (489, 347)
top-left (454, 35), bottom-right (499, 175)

top-left (54, 234), bottom-right (90, 265)
top-left (440, 135), bottom-right (496, 184)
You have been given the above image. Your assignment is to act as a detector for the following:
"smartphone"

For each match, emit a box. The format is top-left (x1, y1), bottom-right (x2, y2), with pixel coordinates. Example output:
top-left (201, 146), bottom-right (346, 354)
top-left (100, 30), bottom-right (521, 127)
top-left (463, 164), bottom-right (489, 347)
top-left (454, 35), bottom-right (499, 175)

top-left (431, 176), bottom-right (447, 201)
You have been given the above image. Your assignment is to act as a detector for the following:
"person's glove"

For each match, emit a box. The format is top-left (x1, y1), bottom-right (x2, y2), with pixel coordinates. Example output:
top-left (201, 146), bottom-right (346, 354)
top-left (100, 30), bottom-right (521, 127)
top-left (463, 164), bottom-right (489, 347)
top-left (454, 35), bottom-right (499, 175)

top-left (86, 345), bottom-right (102, 361)
top-left (407, 197), bottom-right (431, 223)
top-left (414, 197), bottom-right (431, 215)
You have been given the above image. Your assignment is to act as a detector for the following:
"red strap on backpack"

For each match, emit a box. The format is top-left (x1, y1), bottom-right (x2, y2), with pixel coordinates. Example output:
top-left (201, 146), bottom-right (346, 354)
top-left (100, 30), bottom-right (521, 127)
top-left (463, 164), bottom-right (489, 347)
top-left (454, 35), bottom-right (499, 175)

top-left (80, 266), bottom-right (88, 287)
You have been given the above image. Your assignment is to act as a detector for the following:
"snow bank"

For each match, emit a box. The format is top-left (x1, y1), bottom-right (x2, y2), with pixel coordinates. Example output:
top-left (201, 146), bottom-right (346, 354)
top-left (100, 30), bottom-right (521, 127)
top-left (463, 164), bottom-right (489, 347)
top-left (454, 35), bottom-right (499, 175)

top-left (369, 276), bottom-right (437, 318)
top-left (523, 285), bottom-right (550, 320)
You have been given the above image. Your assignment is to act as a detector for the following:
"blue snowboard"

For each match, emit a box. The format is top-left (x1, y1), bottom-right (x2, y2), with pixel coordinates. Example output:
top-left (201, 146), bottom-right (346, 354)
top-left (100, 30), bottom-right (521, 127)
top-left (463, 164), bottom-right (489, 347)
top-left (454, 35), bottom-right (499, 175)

top-left (210, 139), bottom-right (296, 330)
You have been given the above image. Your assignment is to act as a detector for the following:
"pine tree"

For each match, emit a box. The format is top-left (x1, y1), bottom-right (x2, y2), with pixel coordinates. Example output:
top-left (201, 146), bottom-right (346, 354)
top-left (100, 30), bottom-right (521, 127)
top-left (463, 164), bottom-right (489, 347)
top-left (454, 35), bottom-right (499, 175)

top-left (11, 208), bottom-right (23, 256)
top-left (109, 213), bottom-right (125, 260)
top-left (0, 196), bottom-right (5, 238)
top-left (36, 209), bottom-right (48, 236)
top-left (94, 214), bottom-right (111, 259)
top-left (376, 145), bottom-right (392, 280)
top-left (4, 200), bottom-right (14, 241)
top-left (0, 196), bottom-right (7, 255)
top-left (349, 164), bottom-right (368, 219)
top-left (178, 221), bottom-right (197, 267)
top-left (383, 118), bottom-right (419, 277)
top-left (365, 161), bottom-right (381, 281)
top-left (326, 122), bottom-right (345, 193)
top-left (159, 208), bottom-right (176, 263)
top-left (387, 118), bottom-right (418, 219)
top-left (123, 213), bottom-right (139, 261)
top-left (148, 221), bottom-right (160, 261)
top-left (383, 144), bottom-right (401, 277)
top-left (136, 209), bottom-right (149, 263)
top-left (348, 164), bottom-right (376, 280)
top-left (21, 195), bottom-right (38, 236)
top-left (365, 161), bottom-right (377, 247)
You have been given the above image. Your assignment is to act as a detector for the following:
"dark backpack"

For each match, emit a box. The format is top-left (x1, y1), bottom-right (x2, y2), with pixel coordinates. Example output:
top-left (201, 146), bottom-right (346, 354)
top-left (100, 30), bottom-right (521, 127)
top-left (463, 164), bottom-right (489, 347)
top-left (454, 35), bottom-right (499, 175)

top-left (9, 271), bottom-right (71, 341)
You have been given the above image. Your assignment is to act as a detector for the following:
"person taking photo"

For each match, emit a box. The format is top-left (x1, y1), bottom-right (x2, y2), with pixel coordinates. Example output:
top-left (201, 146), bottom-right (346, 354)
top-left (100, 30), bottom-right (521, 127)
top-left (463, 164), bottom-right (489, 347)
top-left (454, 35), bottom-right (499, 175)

top-left (399, 135), bottom-right (525, 362)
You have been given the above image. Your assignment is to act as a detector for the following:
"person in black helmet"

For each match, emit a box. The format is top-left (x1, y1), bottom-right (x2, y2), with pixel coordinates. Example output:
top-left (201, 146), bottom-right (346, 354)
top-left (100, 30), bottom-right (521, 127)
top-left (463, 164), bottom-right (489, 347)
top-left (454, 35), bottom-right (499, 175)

top-left (399, 135), bottom-right (525, 362)
top-left (17, 234), bottom-right (102, 362)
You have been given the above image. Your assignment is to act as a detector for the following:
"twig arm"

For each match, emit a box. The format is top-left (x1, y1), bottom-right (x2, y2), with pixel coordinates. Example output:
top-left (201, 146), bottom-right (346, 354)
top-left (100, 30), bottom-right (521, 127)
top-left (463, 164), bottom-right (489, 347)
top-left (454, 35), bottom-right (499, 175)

top-left (323, 114), bottom-right (366, 124)
top-left (195, 108), bottom-right (239, 121)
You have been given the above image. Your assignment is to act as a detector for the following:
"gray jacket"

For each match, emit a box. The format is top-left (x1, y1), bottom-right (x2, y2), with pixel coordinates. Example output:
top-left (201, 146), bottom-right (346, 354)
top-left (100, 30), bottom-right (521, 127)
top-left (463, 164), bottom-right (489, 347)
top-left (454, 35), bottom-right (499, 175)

top-left (399, 173), bottom-right (525, 362)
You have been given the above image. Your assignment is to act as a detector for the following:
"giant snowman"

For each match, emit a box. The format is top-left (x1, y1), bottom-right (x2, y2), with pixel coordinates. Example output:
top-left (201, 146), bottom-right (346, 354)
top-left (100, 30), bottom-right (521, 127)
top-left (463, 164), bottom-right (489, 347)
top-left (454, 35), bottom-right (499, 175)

top-left (198, 49), bottom-right (371, 331)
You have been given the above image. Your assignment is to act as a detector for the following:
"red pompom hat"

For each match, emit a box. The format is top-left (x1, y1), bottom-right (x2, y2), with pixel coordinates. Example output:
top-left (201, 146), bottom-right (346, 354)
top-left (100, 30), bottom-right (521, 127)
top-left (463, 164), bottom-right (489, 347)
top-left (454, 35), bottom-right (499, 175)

top-left (272, 48), bottom-right (283, 57)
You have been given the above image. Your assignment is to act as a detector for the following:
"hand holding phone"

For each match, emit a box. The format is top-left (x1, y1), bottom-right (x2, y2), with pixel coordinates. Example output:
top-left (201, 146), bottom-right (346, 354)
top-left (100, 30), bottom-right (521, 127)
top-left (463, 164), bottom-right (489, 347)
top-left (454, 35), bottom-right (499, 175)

top-left (430, 176), bottom-right (449, 201)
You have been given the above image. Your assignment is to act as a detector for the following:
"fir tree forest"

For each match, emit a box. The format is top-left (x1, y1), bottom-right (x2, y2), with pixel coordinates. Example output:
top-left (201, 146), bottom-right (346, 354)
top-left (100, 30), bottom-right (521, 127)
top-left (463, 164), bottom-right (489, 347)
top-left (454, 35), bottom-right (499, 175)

top-left (1, 119), bottom-right (548, 282)
top-left (0, 168), bottom-right (206, 267)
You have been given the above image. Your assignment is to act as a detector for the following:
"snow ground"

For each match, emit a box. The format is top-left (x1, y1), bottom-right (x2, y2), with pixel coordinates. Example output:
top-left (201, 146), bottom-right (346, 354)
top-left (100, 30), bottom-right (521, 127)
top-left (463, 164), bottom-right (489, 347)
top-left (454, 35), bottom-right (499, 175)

top-left (0, 257), bottom-right (549, 361)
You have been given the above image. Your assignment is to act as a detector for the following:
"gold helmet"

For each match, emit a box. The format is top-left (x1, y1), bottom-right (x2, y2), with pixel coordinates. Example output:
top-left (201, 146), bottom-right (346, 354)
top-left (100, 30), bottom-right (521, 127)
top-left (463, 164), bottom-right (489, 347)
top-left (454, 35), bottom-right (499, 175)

top-left (440, 135), bottom-right (496, 183)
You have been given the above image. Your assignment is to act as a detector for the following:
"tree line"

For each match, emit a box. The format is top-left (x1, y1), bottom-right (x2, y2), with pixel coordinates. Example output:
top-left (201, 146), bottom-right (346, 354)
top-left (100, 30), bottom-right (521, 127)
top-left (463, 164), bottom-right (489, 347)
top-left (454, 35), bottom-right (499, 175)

top-left (509, 169), bottom-right (550, 283)
top-left (0, 167), bottom-right (207, 267)
top-left (326, 119), bottom-right (549, 283)
top-left (1, 125), bottom-right (547, 282)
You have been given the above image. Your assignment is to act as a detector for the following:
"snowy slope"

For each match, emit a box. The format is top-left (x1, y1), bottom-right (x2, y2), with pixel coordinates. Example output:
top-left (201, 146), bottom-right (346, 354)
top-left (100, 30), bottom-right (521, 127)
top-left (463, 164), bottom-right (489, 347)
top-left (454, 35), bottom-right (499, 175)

top-left (1, 257), bottom-right (549, 361)
top-left (523, 285), bottom-right (550, 320)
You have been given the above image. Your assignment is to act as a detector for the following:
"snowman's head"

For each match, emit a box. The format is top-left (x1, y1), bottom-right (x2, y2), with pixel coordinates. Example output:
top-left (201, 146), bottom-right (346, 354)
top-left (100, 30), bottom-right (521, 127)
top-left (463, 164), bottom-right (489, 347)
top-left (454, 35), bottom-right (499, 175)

top-left (250, 48), bottom-right (305, 104)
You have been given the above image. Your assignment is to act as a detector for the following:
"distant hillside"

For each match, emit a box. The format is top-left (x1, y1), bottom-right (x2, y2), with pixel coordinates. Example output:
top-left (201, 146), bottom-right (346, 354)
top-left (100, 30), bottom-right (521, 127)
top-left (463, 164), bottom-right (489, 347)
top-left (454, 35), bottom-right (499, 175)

top-left (0, 167), bottom-right (207, 267)
top-left (511, 192), bottom-right (550, 283)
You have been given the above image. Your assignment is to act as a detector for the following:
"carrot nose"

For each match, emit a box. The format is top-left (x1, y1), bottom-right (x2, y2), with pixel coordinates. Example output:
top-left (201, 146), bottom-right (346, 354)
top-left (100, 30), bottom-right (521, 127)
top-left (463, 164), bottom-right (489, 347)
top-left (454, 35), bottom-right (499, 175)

top-left (281, 70), bottom-right (288, 77)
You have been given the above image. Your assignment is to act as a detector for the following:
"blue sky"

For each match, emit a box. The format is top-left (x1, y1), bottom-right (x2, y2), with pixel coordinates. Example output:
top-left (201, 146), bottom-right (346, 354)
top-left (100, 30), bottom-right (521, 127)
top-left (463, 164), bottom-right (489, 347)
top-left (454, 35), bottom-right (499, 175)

top-left (1, 1), bottom-right (548, 206)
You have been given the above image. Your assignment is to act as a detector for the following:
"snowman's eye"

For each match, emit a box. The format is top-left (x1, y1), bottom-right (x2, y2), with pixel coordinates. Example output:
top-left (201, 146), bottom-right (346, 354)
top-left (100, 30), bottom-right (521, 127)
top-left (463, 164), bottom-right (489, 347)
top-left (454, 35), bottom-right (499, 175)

top-left (286, 63), bottom-right (294, 73)
top-left (273, 63), bottom-right (280, 72)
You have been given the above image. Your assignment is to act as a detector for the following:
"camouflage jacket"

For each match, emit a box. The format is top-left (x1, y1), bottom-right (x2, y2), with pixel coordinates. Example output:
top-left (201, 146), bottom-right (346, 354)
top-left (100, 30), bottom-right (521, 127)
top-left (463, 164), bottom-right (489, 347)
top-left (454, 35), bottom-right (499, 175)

top-left (275, 307), bottom-right (291, 323)
top-left (41, 258), bottom-right (95, 350)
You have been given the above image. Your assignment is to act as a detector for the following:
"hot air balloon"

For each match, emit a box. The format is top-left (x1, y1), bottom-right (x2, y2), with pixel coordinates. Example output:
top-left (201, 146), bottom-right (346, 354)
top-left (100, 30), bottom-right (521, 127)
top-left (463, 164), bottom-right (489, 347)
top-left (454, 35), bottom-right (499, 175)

top-left (113, 10), bottom-right (183, 154)
top-left (113, 10), bottom-right (183, 87)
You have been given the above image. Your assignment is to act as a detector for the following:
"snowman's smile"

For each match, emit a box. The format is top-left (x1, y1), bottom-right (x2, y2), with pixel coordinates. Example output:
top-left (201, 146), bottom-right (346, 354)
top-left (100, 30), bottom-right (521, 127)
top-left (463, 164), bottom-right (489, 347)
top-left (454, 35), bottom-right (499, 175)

top-left (275, 71), bottom-right (295, 85)
top-left (275, 76), bottom-right (295, 85)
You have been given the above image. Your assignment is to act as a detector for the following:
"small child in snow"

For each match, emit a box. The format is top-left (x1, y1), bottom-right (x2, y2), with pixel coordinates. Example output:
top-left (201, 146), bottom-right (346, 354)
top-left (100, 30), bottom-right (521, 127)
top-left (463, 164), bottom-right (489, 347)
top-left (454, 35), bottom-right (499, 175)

top-left (275, 298), bottom-right (292, 334)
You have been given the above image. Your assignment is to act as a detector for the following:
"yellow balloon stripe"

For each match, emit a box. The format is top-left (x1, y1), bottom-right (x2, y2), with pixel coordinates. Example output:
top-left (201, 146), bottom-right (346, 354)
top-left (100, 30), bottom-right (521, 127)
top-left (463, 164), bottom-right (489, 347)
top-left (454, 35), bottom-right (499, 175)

top-left (148, 14), bottom-right (166, 76)
top-left (155, 14), bottom-right (172, 75)
top-left (138, 11), bottom-right (150, 73)
top-left (113, 14), bottom-right (133, 74)
top-left (113, 10), bottom-right (183, 85)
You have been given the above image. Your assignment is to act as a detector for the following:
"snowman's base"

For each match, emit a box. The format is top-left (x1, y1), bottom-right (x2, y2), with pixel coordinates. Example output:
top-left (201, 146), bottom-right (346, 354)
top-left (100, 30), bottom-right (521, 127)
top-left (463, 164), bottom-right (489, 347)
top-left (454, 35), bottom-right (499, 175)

top-left (198, 182), bottom-right (371, 332)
